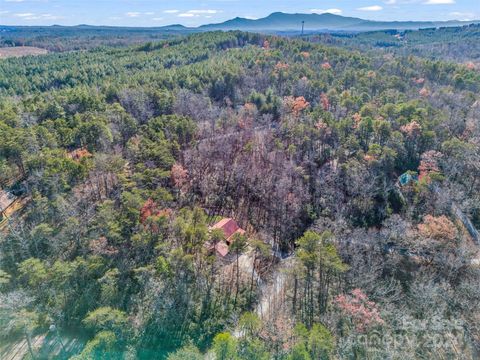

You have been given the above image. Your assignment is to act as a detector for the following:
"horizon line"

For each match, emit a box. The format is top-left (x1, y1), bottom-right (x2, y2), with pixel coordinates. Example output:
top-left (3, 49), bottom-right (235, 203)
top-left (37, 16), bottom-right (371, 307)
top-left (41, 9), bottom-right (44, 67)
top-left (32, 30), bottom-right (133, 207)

top-left (1, 12), bottom-right (479, 29)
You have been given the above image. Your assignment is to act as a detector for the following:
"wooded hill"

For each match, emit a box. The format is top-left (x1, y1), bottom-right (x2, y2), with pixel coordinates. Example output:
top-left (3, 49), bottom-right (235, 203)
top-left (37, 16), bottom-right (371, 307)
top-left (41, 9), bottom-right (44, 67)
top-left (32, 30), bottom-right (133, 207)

top-left (0, 31), bottom-right (479, 359)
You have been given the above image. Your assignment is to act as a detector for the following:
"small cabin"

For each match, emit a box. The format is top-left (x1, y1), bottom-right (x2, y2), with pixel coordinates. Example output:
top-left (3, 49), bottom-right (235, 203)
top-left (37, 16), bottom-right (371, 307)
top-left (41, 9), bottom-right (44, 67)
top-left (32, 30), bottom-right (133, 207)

top-left (208, 218), bottom-right (246, 257)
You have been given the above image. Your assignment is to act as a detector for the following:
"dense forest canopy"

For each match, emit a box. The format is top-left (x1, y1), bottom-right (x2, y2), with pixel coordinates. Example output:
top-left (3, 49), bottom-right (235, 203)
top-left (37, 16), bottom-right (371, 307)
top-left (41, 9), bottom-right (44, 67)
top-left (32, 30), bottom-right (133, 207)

top-left (310, 23), bottom-right (480, 63)
top-left (0, 29), bottom-right (479, 359)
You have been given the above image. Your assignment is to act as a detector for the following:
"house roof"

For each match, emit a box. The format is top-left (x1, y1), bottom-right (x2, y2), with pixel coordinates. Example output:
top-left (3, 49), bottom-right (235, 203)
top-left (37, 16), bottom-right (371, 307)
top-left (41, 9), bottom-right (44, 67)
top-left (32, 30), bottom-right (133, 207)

top-left (211, 218), bottom-right (245, 242)
top-left (215, 241), bottom-right (230, 257)
top-left (205, 240), bottom-right (230, 257)
top-left (0, 190), bottom-right (16, 213)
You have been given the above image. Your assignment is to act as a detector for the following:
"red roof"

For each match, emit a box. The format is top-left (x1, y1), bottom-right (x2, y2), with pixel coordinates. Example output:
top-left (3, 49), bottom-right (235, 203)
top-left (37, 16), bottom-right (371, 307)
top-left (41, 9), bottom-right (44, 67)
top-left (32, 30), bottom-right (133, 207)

top-left (205, 240), bottom-right (230, 257)
top-left (215, 241), bottom-right (230, 257)
top-left (211, 218), bottom-right (245, 243)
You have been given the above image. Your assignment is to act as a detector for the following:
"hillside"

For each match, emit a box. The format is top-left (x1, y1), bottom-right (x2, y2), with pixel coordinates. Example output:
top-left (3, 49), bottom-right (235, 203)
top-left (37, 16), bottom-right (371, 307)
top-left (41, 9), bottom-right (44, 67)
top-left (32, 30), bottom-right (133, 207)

top-left (0, 30), bottom-right (479, 359)
top-left (308, 23), bottom-right (480, 63)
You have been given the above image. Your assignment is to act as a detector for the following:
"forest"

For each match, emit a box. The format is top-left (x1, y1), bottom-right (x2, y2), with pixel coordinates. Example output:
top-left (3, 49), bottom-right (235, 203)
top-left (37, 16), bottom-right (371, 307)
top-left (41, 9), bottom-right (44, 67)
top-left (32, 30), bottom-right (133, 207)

top-left (0, 29), bottom-right (479, 359)
top-left (309, 23), bottom-right (480, 63)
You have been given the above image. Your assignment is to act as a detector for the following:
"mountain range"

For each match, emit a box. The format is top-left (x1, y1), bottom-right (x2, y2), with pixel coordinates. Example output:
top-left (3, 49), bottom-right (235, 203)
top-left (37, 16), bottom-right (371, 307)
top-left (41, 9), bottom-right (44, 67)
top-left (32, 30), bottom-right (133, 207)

top-left (192, 12), bottom-right (479, 33)
top-left (1, 12), bottom-right (479, 34)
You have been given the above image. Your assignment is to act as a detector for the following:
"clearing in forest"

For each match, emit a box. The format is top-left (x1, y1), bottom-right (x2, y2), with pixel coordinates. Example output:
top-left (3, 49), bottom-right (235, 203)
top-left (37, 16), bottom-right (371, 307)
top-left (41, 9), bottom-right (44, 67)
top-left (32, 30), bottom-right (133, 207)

top-left (0, 46), bottom-right (48, 58)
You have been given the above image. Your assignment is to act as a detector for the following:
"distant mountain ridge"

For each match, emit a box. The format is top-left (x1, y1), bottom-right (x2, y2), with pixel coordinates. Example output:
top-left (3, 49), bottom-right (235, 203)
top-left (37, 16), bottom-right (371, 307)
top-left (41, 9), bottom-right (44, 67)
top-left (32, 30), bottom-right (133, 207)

top-left (1, 12), bottom-right (479, 33)
top-left (197, 12), bottom-right (479, 32)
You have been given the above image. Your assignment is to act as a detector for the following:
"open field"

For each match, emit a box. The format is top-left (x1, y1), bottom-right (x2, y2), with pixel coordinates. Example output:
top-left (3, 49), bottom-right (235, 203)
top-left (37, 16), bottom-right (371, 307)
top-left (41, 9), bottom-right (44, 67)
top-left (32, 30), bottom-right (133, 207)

top-left (0, 46), bottom-right (48, 58)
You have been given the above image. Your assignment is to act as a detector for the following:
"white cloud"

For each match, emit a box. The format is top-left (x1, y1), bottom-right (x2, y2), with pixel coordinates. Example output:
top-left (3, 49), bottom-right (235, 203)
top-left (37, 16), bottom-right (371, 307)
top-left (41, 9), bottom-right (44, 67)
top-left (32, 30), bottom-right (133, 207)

top-left (311, 8), bottom-right (343, 15)
top-left (357, 5), bottom-right (384, 11)
top-left (449, 11), bottom-right (475, 20)
top-left (14, 13), bottom-right (62, 20)
top-left (187, 10), bottom-right (220, 14)
top-left (145, 12), bottom-right (155, 15)
top-left (126, 12), bottom-right (141, 18)
top-left (424, 0), bottom-right (455, 4)
top-left (5, 0), bottom-right (25, 2)
top-left (177, 9), bottom-right (221, 18)
top-left (152, 17), bottom-right (164, 21)
top-left (14, 13), bottom-right (35, 17)
top-left (163, 10), bottom-right (179, 14)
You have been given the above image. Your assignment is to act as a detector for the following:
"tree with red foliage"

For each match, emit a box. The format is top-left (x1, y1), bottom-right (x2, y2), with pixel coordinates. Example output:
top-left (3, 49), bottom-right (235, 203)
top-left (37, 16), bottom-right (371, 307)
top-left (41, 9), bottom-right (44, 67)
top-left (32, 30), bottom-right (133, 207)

top-left (140, 198), bottom-right (157, 225)
top-left (418, 150), bottom-right (443, 181)
top-left (335, 288), bottom-right (384, 333)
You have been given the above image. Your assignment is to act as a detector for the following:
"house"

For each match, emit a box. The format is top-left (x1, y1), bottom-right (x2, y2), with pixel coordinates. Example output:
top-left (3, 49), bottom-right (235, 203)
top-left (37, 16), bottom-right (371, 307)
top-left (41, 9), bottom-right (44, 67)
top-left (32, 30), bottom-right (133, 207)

top-left (0, 190), bottom-right (17, 220)
top-left (208, 218), bottom-right (246, 257)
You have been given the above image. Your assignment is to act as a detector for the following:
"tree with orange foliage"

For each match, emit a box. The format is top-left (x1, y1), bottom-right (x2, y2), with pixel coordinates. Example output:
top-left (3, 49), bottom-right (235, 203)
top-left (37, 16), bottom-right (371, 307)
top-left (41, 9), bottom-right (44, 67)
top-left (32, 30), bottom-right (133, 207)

top-left (274, 62), bottom-right (289, 72)
top-left (400, 121), bottom-right (422, 137)
top-left (140, 198), bottom-right (158, 225)
top-left (418, 215), bottom-right (457, 242)
top-left (283, 96), bottom-right (310, 115)
top-left (419, 87), bottom-right (430, 97)
top-left (321, 62), bottom-right (332, 70)
top-left (171, 163), bottom-right (189, 191)
top-left (418, 150), bottom-right (443, 181)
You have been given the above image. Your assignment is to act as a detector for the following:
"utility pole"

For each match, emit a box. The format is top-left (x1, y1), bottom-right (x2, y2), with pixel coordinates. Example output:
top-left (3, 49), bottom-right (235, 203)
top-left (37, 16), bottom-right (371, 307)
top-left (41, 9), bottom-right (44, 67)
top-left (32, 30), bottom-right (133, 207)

top-left (301, 21), bottom-right (305, 36)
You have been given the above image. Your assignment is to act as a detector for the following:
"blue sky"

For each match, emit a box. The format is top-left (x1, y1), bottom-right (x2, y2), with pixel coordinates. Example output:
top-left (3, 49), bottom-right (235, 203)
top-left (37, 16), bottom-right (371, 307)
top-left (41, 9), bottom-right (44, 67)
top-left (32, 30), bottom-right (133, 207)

top-left (0, 0), bottom-right (478, 26)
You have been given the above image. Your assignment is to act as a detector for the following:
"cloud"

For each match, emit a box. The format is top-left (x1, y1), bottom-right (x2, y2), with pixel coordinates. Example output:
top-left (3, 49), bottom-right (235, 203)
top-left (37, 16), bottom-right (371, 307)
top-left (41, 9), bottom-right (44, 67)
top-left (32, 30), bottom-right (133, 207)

top-left (124, 11), bottom-right (157, 18)
top-left (14, 13), bottom-right (35, 17)
top-left (357, 5), bottom-right (384, 11)
top-left (187, 10), bottom-right (220, 14)
top-left (310, 8), bottom-right (343, 15)
top-left (424, 0), bottom-right (455, 4)
top-left (163, 10), bottom-right (179, 14)
top-left (14, 13), bottom-right (62, 20)
top-left (178, 10), bottom-right (221, 18)
top-left (449, 11), bottom-right (474, 20)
